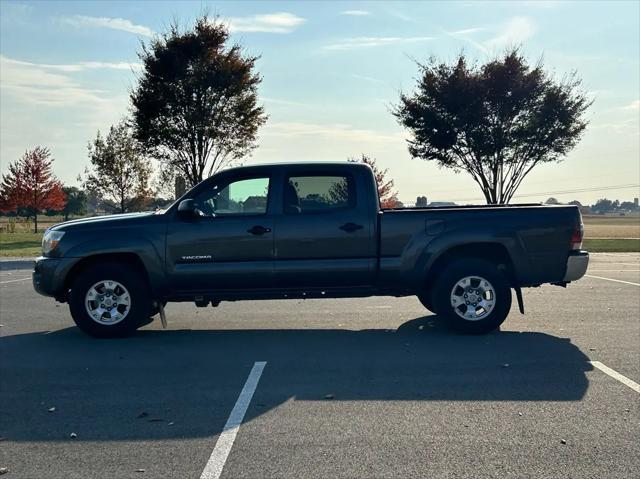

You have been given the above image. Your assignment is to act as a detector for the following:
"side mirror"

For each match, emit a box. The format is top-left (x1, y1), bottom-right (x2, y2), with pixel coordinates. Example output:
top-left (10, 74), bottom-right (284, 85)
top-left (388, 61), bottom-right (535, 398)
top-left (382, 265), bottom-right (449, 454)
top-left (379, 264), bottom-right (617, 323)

top-left (177, 199), bottom-right (197, 218)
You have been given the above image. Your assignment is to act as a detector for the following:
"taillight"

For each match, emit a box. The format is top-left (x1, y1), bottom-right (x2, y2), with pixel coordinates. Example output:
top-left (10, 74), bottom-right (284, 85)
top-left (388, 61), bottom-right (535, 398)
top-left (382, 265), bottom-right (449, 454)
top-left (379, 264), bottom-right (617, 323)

top-left (570, 222), bottom-right (584, 250)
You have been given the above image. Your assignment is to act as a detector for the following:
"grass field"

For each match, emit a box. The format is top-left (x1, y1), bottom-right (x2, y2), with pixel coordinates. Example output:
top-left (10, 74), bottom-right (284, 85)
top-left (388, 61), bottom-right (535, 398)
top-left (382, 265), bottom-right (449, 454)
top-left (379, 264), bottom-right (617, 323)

top-left (0, 216), bottom-right (65, 233)
top-left (582, 215), bottom-right (640, 239)
top-left (0, 232), bottom-right (42, 257)
top-left (582, 238), bottom-right (640, 252)
top-left (1, 214), bottom-right (639, 257)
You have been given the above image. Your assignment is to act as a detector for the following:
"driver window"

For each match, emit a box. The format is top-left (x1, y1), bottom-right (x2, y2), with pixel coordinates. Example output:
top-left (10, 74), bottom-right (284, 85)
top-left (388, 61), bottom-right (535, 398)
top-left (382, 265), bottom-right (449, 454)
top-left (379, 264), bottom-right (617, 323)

top-left (195, 177), bottom-right (270, 217)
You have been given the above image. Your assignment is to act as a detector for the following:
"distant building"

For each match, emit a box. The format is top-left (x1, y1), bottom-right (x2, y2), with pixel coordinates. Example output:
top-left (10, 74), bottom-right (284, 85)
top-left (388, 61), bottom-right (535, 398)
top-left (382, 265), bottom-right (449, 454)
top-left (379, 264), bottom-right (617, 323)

top-left (635, 197), bottom-right (639, 208)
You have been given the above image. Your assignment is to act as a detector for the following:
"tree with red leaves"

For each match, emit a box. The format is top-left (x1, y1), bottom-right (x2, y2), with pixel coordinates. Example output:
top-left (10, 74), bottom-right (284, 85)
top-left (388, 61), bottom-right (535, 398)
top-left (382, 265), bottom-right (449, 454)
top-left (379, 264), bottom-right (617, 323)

top-left (0, 147), bottom-right (66, 232)
top-left (349, 155), bottom-right (400, 208)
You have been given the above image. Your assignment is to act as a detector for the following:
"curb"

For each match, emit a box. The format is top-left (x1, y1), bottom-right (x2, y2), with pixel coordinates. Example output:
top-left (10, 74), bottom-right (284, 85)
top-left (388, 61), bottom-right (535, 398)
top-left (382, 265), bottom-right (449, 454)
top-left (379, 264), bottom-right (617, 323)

top-left (0, 258), bottom-right (33, 271)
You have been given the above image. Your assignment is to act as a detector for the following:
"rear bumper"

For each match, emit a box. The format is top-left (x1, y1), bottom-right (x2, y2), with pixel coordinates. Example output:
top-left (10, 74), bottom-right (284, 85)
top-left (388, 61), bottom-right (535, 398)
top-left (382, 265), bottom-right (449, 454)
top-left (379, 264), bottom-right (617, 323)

top-left (563, 251), bottom-right (589, 282)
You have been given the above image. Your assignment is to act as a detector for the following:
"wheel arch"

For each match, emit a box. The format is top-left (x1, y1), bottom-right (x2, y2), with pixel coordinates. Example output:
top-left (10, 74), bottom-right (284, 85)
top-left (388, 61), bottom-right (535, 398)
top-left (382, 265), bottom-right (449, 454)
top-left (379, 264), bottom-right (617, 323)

top-left (63, 253), bottom-right (151, 297)
top-left (424, 242), bottom-right (516, 291)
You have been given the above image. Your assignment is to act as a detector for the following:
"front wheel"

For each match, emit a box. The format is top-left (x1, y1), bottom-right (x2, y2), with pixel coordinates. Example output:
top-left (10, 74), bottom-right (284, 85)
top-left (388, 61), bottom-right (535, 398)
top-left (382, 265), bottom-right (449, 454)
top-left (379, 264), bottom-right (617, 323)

top-left (433, 259), bottom-right (512, 334)
top-left (69, 263), bottom-right (152, 338)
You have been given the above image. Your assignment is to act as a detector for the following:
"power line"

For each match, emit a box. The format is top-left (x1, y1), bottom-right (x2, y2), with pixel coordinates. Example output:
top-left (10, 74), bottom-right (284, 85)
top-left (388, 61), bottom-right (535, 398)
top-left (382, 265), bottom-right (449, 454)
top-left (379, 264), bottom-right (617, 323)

top-left (417, 173), bottom-right (639, 196)
top-left (448, 184), bottom-right (640, 203)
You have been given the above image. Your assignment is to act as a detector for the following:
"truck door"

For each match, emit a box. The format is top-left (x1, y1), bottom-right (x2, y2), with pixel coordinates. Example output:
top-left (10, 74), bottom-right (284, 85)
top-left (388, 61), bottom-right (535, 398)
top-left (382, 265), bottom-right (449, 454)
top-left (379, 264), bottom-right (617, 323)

top-left (166, 174), bottom-right (274, 292)
top-left (274, 168), bottom-right (376, 288)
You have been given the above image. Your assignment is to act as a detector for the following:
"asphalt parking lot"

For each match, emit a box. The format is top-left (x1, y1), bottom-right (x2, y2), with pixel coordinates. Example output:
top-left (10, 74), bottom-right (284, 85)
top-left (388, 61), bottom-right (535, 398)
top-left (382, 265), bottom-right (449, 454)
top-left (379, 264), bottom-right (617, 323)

top-left (0, 253), bottom-right (638, 479)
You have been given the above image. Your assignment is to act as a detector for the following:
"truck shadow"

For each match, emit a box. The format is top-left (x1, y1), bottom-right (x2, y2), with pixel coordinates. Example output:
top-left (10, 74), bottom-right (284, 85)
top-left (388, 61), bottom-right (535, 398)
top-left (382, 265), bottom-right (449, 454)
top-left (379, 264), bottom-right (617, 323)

top-left (0, 316), bottom-right (592, 442)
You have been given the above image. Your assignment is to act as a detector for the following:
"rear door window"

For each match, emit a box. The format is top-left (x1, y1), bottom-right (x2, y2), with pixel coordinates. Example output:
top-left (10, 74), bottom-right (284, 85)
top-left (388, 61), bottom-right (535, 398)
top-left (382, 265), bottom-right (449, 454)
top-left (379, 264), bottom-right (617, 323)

top-left (284, 174), bottom-right (356, 214)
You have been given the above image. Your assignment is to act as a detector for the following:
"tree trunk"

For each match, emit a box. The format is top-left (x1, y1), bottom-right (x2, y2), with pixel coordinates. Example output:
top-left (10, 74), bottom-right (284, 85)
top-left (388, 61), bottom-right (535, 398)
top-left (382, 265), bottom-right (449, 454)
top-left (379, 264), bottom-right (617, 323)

top-left (34, 214), bottom-right (38, 233)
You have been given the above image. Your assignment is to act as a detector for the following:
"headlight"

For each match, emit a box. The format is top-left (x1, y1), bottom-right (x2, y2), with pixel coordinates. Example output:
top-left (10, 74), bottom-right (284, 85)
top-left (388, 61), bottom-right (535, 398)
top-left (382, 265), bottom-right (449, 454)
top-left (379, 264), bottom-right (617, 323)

top-left (42, 230), bottom-right (65, 255)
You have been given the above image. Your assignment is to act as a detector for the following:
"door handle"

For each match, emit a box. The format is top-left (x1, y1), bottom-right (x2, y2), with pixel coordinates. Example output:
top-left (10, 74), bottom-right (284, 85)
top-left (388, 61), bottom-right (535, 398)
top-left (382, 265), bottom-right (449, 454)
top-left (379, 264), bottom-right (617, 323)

top-left (339, 222), bottom-right (364, 233)
top-left (247, 225), bottom-right (271, 235)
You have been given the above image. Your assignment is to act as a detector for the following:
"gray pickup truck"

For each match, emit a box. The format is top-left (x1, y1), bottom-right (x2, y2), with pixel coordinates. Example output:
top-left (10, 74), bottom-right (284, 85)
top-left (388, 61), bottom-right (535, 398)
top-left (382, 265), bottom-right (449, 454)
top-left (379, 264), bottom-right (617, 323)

top-left (33, 162), bottom-right (588, 337)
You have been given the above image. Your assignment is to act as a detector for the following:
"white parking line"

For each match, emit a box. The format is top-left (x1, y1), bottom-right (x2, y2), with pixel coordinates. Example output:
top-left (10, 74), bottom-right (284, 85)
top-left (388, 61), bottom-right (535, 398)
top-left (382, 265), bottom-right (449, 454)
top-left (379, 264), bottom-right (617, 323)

top-left (585, 275), bottom-right (640, 286)
top-left (0, 277), bottom-right (30, 284)
top-left (200, 361), bottom-right (267, 479)
top-left (590, 361), bottom-right (640, 393)
top-left (593, 262), bottom-right (640, 266)
top-left (588, 270), bottom-right (640, 272)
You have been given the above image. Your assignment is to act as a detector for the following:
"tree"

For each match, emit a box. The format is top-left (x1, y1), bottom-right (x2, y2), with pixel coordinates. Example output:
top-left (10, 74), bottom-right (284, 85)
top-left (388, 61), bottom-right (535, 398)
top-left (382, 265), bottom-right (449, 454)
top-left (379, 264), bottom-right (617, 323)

top-left (620, 201), bottom-right (638, 211)
top-left (591, 198), bottom-right (615, 214)
top-left (84, 120), bottom-right (153, 214)
top-left (394, 49), bottom-right (591, 204)
top-left (61, 186), bottom-right (87, 221)
top-left (131, 15), bottom-right (268, 188)
top-left (349, 155), bottom-right (400, 208)
top-left (545, 197), bottom-right (560, 205)
top-left (0, 147), bottom-right (66, 232)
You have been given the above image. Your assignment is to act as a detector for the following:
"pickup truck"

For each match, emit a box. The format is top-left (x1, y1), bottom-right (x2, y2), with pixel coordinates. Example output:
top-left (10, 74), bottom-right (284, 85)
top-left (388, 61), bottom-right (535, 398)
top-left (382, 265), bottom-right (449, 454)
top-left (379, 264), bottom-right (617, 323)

top-left (33, 162), bottom-right (589, 337)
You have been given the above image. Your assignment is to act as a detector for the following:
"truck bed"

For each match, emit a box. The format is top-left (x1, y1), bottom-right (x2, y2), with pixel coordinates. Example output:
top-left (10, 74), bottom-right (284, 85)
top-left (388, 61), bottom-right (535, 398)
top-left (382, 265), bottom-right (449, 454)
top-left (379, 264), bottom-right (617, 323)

top-left (378, 204), bottom-right (580, 288)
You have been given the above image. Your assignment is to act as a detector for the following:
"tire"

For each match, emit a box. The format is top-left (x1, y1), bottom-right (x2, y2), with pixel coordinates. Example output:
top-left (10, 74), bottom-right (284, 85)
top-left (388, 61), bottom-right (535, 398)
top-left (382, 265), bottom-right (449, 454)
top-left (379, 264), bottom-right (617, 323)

top-left (433, 259), bottom-right (512, 334)
top-left (417, 290), bottom-right (437, 314)
top-left (69, 262), bottom-right (152, 338)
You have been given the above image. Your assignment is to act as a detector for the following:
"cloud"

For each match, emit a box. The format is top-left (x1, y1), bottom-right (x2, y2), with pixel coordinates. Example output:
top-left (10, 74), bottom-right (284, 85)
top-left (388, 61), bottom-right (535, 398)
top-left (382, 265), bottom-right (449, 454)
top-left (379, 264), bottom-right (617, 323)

top-left (348, 73), bottom-right (385, 84)
top-left (262, 96), bottom-right (309, 107)
top-left (224, 12), bottom-right (305, 33)
top-left (621, 100), bottom-right (640, 111)
top-left (324, 36), bottom-right (434, 51)
top-left (447, 17), bottom-right (537, 53)
top-left (61, 15), bottom-right (154, 37)
top-left (0, 55), bottom-right (125, 107)
top-left (386, 10), bottom-right (415, 23)
top-left (590, 117), bottom-right (639, 134)
top-left (461, 0), bottom-right (560, 8)
top-left (485, 16), bottom-right (537, 48)
top-left (265, 122), bottom-right (404, 144)
top-left (3, 57), bottom-right (142, 73)
top-left (448, 27), bottom-right (486, 36)
top-left (1, 2), bottom-right (33, 18)
top-left (341, 10), bottom-right (370, 16)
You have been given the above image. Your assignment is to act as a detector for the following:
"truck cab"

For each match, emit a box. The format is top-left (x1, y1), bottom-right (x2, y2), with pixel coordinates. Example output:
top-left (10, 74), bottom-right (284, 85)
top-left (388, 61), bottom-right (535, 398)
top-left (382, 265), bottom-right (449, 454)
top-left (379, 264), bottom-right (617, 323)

top-left (165, 162), bottom-right (378, 294)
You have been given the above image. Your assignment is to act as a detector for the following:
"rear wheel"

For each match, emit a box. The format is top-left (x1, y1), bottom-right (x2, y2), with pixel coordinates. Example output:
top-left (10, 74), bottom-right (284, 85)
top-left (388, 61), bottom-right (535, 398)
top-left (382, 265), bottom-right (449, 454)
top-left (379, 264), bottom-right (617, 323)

top-left (69, 263), bottom-right (152, 338)
top-left (433, 259), bottom-right (512, 334)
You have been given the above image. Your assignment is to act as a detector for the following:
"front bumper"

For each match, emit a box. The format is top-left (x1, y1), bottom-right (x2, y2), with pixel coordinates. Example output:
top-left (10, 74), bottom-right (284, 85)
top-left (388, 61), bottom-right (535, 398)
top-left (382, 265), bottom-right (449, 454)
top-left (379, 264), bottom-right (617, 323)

top-left (33, 256), bottom-right (78, 300)
top-left (563, 251), bottom-right (589, 282)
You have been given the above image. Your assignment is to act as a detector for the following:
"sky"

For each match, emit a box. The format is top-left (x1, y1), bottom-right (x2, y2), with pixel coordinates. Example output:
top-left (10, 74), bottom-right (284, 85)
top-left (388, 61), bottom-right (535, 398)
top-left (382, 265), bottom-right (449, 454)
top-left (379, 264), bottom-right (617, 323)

top-left (1, 0), bottom-right (639, 205)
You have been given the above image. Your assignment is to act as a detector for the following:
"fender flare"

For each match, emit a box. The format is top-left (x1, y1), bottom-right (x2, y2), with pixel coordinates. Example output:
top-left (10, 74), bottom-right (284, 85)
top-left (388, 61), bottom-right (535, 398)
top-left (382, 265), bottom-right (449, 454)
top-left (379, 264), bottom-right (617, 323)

top-left (64, 236), bottom-right (166, 296)
top-left (417, 228), bottom-right (531, 285)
